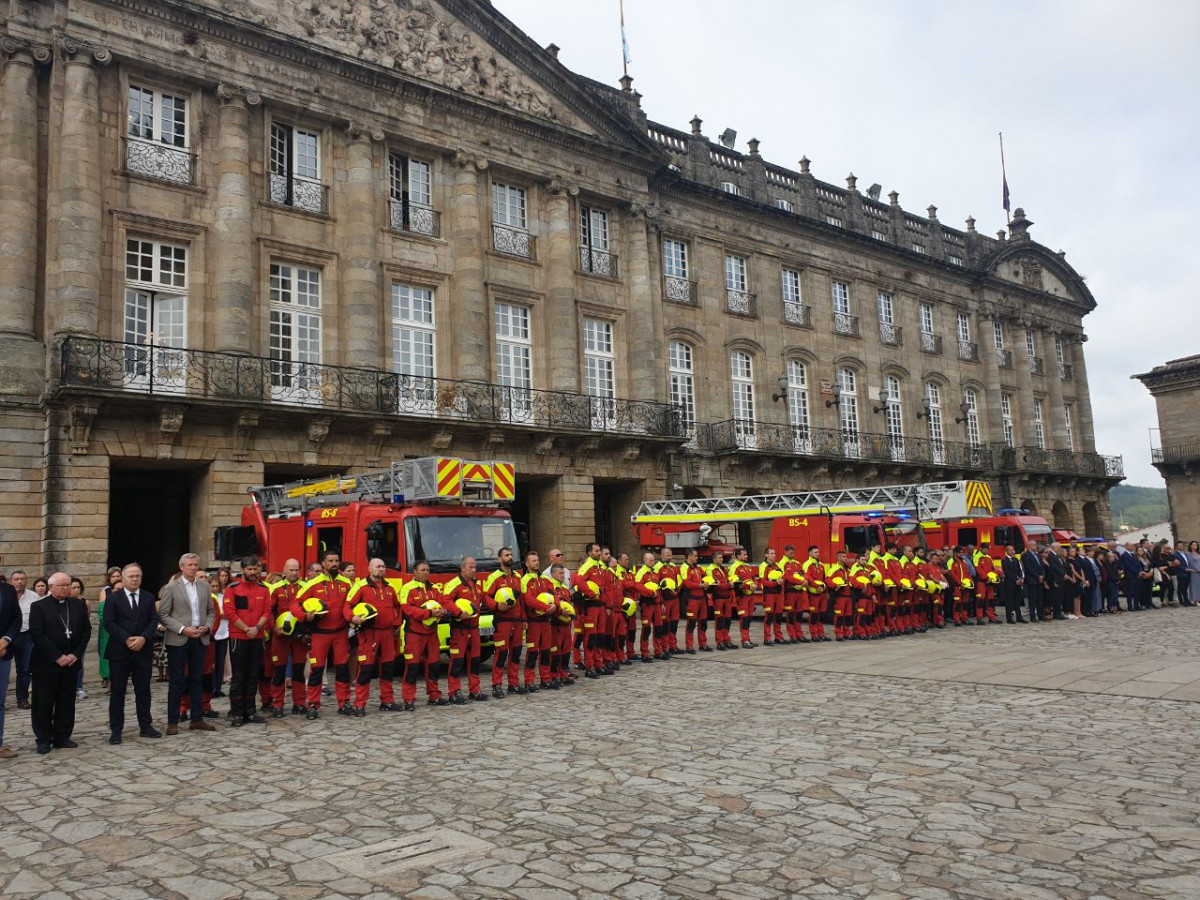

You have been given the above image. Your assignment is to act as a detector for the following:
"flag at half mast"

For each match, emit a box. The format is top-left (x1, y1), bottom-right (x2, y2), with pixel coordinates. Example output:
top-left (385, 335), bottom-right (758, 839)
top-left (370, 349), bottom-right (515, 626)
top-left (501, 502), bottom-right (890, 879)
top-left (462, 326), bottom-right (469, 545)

top-left (620, 0), bottom-right (632, 75)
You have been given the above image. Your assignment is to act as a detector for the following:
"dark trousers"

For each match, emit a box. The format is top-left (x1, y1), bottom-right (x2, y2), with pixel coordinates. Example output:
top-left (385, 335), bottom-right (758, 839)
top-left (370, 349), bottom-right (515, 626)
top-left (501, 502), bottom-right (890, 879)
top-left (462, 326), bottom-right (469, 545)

top-left (13, 632), bottom-right (33, 703)
top-left (1001, 583), bottom-right (1024, 619)
top-left (166, 639), bottom-right (207, 724)
top-left (212, 637), bottom-right (228, 694)
top-left (1179, 574), bottom-right (1192, 604)
top-left (228, 638), bottom-right (264, 718)
top-left (31, 664), bottom-right (80, 746)
top-left (1046, 585), bottom-right (1064, 618)
top-left (108, 655), bottom-right (154, 734)
top-left (1025, 580), bottom-right (1044, 620)
top-left (1104, 581), bottom-right (1119, 610)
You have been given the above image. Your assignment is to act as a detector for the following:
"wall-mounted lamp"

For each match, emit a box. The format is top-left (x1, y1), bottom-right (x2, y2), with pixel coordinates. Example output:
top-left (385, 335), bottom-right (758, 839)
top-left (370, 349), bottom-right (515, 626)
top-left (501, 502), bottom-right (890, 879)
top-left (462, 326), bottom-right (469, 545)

top-left (825, 383), bottom-right (843, 409)
top-left (954, 400), bottom-right (974, 425)
top-left (915, 396), bottom-right (932, 420)
top-left (771, 375), bottom-right (789, 403)
top-left (872, 396), bottom-right (895, 415)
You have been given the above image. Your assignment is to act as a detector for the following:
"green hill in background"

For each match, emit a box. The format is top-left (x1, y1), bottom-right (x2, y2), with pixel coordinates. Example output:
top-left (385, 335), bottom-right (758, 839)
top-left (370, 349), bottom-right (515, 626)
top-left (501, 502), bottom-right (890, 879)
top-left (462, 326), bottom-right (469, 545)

top-left (1110, 484), bottom-right (1170, 531)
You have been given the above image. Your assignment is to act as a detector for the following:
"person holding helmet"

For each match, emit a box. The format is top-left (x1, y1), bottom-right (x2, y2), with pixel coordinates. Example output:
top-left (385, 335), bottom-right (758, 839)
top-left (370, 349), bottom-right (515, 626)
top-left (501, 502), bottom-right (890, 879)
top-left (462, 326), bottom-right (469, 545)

top-left (398, 560), bottom-right (447, 709)
top-left (800, 545), bottom-right (828, 642)
top-left (679, 548), bottom-right (709, 653)
top-left (653, 547), bottom-right (682, 656)
top-left (265, 558), bottom-right (307, 717)
top-left (442, 556), bottom-right (488, 704)
top-left (346, 557), bottom-right (402, 715)
top-left (222, 556), bottom-right (271, 726)
top-left (482, 547), bottom-right (524, 699)
top-left (549, 562), bottom-right (576, 688)
top-left (573, 543), bottom-right (607, 675)
top-left (946, 546), bottom-right (974, 626)
top-left (847, 555), bottom-right (874, 639)
top-left (597, 548), bottom-right (623, 672)
top-left (973, 543), bottom-right (1000, 624)
top-left (825, 550), bottom-right (851, 640)
top-left (633, 552), bottom-right (662, 662)
top-left (727, 546), bottom-right (758, 649)
top-left (758, 547), bottom-right (786, 646)
top-left (521, 551), bottom-right (559, 686)
top-left (293, 550), bottom-right (353, 719)
top-left (616, 552), bottom-right (639, 663)
top-left (780, 544), bottom-right (809, 644)
top-left (704, 550), bottom-right (735, 651)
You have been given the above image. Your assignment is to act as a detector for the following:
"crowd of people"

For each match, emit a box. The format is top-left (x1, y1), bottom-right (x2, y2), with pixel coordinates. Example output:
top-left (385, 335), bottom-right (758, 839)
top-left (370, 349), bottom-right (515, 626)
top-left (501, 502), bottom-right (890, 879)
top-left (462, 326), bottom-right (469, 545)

top-left (0, 536), bottom-right (1195, 756)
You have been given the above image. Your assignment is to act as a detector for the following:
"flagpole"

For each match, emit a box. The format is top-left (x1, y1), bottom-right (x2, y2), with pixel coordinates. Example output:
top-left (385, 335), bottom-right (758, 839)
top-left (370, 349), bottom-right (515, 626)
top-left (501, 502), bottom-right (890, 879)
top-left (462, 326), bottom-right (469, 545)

top-left (620, 0), bottom-right (629, 78)
top-left (999, 131), bottom-right (1011, 225)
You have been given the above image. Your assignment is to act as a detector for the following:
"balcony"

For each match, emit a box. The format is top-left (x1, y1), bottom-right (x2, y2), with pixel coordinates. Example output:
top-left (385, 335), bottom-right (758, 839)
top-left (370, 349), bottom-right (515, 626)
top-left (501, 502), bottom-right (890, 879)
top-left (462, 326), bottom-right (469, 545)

top-left (663, 275), bottom-right (698, 306)
top-left (997, 349), bottom-right (1013, 369)
top-left (957, 340), bottom-right (979, 362)
top-left (1152, 443), bottom-right (1200, 466)
top-left (388, 200), bottom-right (441, 238)
top-left (783, 301), bottom-right (811, 327)
top-left (123, 136), bottom-right (195, 186)
top-left (1059, 362), bottom-right (1073, 381)
top-left (833, 312), bottom-right (860, 337)
top-left (702, 419), bottom-right (992, 469)
top-left (1029, 355), bottom-right (1044, 376)
top-left (920, 332), bottom-right (943, 355)
top-left (879, 322), bottom-right (903, 347)
top-left (998, 447), bottom-right (1124, 478)
top-left (57, 338), bottom-right (684, 440)
top-left (725, 289), bottom-right (757, 317)
top-left (268, 172), bottom-right (328, 214)
top-left (491, 224), bottom-right (536, 260)
top-left (579, 245), bottom-right (619, 278)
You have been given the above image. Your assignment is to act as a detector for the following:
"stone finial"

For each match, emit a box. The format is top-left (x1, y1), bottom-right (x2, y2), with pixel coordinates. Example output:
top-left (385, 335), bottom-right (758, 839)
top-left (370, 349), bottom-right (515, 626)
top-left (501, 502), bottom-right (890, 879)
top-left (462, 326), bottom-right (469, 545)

top-left (965, 215), bottom-right (976, 233)
top-left (690, 115), bottom-right (703, 135)
top-left (747, 137), bottom-right (760, 157)
top-left (1008, 207), bottom-right (1033, 241)
top-left (846, 173), bottom-right (858, 191)
top-left (619, 73), bottom-right (633, 92)
top-left (927, 205), bottom-right (938, 221)
top-left (888, 190), bottom-right (899, 206)
top-left (997, 230), bottom-right (1007, 240)
top-left (547, 43), bottom-right (560, 59)
top-left (798, 156), bottom-right (811, 174)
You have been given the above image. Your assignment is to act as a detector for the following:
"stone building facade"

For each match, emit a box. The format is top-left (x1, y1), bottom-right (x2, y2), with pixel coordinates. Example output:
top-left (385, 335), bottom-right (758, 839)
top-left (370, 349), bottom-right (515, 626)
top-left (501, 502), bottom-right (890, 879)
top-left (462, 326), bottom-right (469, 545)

top-left (1136, 355), bottom-right (1200, 540)
top-left (0, 0), bottom-right (1123, 588)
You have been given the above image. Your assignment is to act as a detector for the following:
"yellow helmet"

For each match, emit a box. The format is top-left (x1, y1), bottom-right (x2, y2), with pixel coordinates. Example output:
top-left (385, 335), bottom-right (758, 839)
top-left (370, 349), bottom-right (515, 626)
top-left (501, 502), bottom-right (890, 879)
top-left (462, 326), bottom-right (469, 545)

top-left (556, 599), bottom-right (576, 623)
top-left (660, 577), bottom-right (677, 593)
top-left (915, 577), bottom-right (927, 590)
top-left (961, 577), bottom-right (974, 589)
top-left (420, 598), bottom-right (444, 626)
top-left (585, 580), bottom-right (601, 598)
top-left (352, 602), bottom-right (378, 623)
top-left (536, 591), bottom-right (556, 615)
top-left (621, 597), bottom-right (638, 617)
top-left (276, 611), bottom-right (299, 636)
top-left (871, 570), bottom-right (883, 585)
top-left (899, 578), bottom-right (913, 590)
top-left (455, 598), bottom-right (477, 617)
top-left (645, 580), bottom-right (660, 592)
top-left (987, 571), bottom-right (1000, 584)
top-left (768, 570), bottom-right (784, 582)
top-left (883, 578), bottom-right (896, 588)
top-left (301, 597), bottom-right (328, 617)
top-left (831, 575), bottom-right (847, 588)
top-left (494, 586), bottom-right (517, 609)
top-left (851, 571), bottom-right (870, 588)
top-left (741, 580), bottom-right (757, 595)
top-left (702, 574), bottom-right (716, 586)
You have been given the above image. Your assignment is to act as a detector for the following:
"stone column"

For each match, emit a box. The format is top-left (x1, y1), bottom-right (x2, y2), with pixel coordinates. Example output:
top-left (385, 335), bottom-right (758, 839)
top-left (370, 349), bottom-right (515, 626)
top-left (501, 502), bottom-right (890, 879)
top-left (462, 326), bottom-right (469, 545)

top-left (544, 178), bottom-right (579, 393)
top-left (1069, 336), bottom-right (1097, 453)
top-left (342, 123), bottom-right (384, 367)
top-left (1044, 329), bottom-right (1068, 449)
top-left (48, 39), bottom-right (111, 338)
top-left (978, 313), bottom-right (1004, 447)
top-left (626, 205), bottom-right (662, 401)
top-left (1013, 319), bottom-right (1038, 448)
top-left (449, 152), bottom-right (488, 382)
top-left (212, 84), bottom-right (261, 354)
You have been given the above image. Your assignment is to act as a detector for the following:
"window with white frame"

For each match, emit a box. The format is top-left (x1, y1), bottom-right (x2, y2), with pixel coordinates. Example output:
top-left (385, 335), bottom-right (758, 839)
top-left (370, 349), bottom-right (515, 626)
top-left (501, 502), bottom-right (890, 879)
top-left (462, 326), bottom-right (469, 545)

top-left (391, 284), bottom-right (435, 377)
top-left (919, 302), bottom-right (934, 334)
top-left (1025, 329), bottom-right (1037, 358)
top-left (993, 321), bottom-right (1005, 350)
top-left (956, 312), bottom-right (971, 343)
top-left (911, 243), bottom-right (926, 254)
top-left (877, 291), bottom-right (895, 324)
top-left (721, 181), bottom-right (740, 196)
top-left (579, 205), bottom-right (615, 277)
top-left (1033, 398), bottom-right (1045, 449)
top-left (668, 341), bottom-right (696, 438)
top-left (838, 368), bottom-right (860, 457)
top-left (730, 351), bottom-right (756, 449)
top-left (962, 388), bottom-right (981, 448)
top-left (781, 268), bottom-right (802, 305)
top-left (1055, 336), bottom-right (1066, 366)
top-left (787, 359), bottom-right (811, 453)
top-left (495, 302), bottom-right (533, 415)
top-left (388, 152), bottom-right (435, 235)
top-left (491, 182), bottom-right (527, 229)
top-left (662, 239), bottom-right (689, 278)
top-left (126, 84), bottom-right (191, 184)
top-left (582, 318), bottom-right (615, 399)
top-left (123, 237), bottom-right (188, 391)
top-left (826, 215), bottom-right (843, 227)
top-left (885, 374), bottom-right (905, 460)
top-left (725, 254), bottom-right (748, 292)
top-left (1001, 393), bottom-right (1016, 448)
top-left (871, 230), bottom-right (888, 242)
top-left (269, 122), bottom-right (323, 212)
top-left (269, 263), bottom-right (322, 397)
top-left (1064, 404), bottom-right (1075, 451)
top-left (948, 254), bottom-right (963, 266)
top-left (831, 280), bottom-right (851, 315)
top-left (925, 381), bottom-right (945, 462)
top-left (775, 199), bottom-right (794, 212)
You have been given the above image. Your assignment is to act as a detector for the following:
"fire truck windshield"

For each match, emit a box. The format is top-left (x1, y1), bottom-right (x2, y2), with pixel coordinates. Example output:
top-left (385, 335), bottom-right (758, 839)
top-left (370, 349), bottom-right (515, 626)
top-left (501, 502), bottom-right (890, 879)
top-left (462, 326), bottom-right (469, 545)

top-left (405, 516), bottom-right (519, 574)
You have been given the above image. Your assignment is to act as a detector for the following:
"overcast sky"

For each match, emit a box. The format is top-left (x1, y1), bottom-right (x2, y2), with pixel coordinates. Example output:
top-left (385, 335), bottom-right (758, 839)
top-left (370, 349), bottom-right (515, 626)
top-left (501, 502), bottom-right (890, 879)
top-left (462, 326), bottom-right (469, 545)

top-left (496, 0), bottom-right (1200, 487)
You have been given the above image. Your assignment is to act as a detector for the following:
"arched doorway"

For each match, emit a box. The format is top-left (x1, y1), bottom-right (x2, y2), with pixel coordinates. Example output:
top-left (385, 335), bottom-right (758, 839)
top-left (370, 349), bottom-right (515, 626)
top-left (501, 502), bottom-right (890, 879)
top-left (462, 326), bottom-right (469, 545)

top-left (1021, 499), bottom-right (1038, 516)
top-left (1083, 501), bottom-right (1103, 537)
top-left (735, 487), bottom-right (769, 558)
top-left (1052, 500), bottom-right (1074, 531)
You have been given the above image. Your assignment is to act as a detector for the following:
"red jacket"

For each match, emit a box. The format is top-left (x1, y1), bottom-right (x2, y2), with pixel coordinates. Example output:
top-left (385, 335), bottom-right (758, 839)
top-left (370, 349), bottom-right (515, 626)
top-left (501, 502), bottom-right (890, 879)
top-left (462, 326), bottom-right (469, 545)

top-left (269, 580), bottom-right (301, 619)
top-left (573, 558), bottom-right (605, 605)
top-left (782, 557), bottom-right (808, 597)
top-left (347, 577), bottom-right (401, 630)
top-left (521, 572), bottom-right (558, 618)
top-left (442, 574), bottom-right (484, 628)
top-left (946, 559), bottom-right (973, 597)
top-left (294, 574), bottom-right (352, 633)
top-left (708, 564), bottom-right (733, 600)
top-left (482, 569), bottom-right (525, 622)
top-left (223, 580), bottom-right (272, 640)
top-left (677, 562), bottom-right (705, 603)
top-left (398, 580), bottom-right (445, 636)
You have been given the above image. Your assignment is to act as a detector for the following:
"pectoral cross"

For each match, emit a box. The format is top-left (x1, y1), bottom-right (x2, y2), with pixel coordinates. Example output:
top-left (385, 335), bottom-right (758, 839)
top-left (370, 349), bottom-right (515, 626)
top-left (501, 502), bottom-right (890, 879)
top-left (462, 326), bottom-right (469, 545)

top-left (64, 623), bottom-right (72, 639)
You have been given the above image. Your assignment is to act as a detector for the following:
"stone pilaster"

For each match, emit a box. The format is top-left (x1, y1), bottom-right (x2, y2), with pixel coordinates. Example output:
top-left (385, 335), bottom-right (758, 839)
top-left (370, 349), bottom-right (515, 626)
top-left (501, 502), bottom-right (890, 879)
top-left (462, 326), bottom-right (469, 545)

top-left (1044, 329), bottom-right (1069, 449)
top-left (449, 152), bottom-right (488, 381)
top-left (544, 178), bottom-right (580, 392)
top-left (342, 123), bottom-right (384, 366)
top-left (978, 312), bottom-right (1005, 447)
top-left (212, 84), bottom-right (261, 354)
top-left (1013, 319), bottom-right (1039, 448)
top-left (47, 39), bottom-right (111, 338)
top-left (1069, 336), bottom-right (1097, 453)
top-left (626, 204), bottom-right (662, 401)
top-left (191, 457), bottom-right (265, 569)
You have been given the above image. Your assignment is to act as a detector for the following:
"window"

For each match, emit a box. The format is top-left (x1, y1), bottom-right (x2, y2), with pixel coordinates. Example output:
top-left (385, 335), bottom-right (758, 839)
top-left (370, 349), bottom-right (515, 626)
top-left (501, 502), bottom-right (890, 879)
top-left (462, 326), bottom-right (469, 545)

top-left (491, 182), bottom-right (527, 229)
top-left (925, 381), bottom-right (945, 464)
top-left (832, 281), bottom-right (851, 315)
top-left (956, 312), bottom-right (971, 343)
top-left (782, 269), bottom-right (802, 305)
top-left (725, 254), bottom-right (748, 292)
top-left (884, 375), bottom-right (904, 460)
top-left (877, 291), bottom-right (894, 324)
top-left (782, 268), bottom-right (807, 325)
top-left (123, 238), bottom-right (188, 391)
top-left (787, 359), bottom-right (811, 453)
top-left (1033, 399), bottom-right (1045, 449)
top-left (579, 206), bottom-right (616, 277)
top-left (949, 255), bottom-right (964, 266)
top-left (993, 321), bottom-right (1005, 350)
top-left (662, 239), bottom-right (689, 278)
top-left (911, 243), bottom-right (926, 254)
top-left (838, 368), bottom-right (860, 458)
top-left (1001, 393), bottom-right (1016, 449)
top-left (125, 85), bottom-right (192, 184)
top-left (668, 341), bottom-right (696, 439)
top-left (1064, 404), bottom-right (1075, 452)
top-left (825, 216), bottom-right (843, 227)
top-left (775, 199), bottom-right (794, 212)
top-left (871, 230), bottom-right (888, 242)
top-left (1025, 329), bottom-right (1037, 358)
top-left (388, 153), bottom-right (437, 236)
top-left (269, 122), bottom-right (324, 212)
top-left (720, 181), bottom-right (740, 196)
top-left (919, 302), bottom-right (934, 334)
top-left (495, 302), bottom-right (533, 417)
top-left (730, 351), bottom-right (756, 449)
top-left (583, 318), bottom-right (616, 429)
top-left (391, 284), bottom-right (436, 414)
top-left (269, 263), bottom-right (322, 399)
top-left (1055, 336), bottom-right (1066, 366)
top-left (963, 388), bottom-right (981, 448)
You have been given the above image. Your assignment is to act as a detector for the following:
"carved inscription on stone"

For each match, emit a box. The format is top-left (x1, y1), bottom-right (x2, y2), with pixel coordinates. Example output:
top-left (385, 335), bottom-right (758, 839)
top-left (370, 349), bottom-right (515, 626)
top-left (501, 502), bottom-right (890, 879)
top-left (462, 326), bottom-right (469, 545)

top-left (1019, 257), bottom-right (1044, 290)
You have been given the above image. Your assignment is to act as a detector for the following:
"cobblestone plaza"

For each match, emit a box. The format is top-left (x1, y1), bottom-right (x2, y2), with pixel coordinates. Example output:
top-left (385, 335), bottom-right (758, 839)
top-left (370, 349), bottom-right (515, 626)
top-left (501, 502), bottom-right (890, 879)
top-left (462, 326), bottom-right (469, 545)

top-left (2, 610), bottom-right (1198, 899)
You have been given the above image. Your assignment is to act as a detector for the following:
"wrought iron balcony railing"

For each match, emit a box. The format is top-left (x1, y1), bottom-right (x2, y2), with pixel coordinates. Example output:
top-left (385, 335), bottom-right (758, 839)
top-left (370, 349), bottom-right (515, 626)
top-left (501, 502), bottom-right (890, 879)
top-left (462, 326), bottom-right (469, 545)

top-left (663, 275), bottom-right (698, 306)
top-left (492, 224), bottom-right (536, 260)
top-left (958, 340), bottom-right (979, 362)
top-left (1059, 362), bottom-right (1073, 381)
top-left (268, 172), bottom-right (329, 214)
top-left (1028, 355), bottom-right (1044, 376)
top-left (920, 331), bottom-right (943, 355)
top-left (701, 419), bottom-right (992, 469)
top-left (57, 338), bottom-right (685, 439)
top-left (998, 446), bottom-right (1124, 478)
top-left (997, 348), bottom-right (1013, 369)
top-left (1152, 443), bottom-right (1200, 466)
top-left (783, 301), bottom-right (811, 327)
top-left (725, 289), bottom-right (757, 317)
top-left (879, 322), bottom-right (903, 346)
top-left (833, 313), bottom-right (860, 337)
top-left (123, 136), bottom-right (196, 186)
top-left (388, 200), bottom-right (441, 238)
top-left (579, 245), bottom-right (619, 278)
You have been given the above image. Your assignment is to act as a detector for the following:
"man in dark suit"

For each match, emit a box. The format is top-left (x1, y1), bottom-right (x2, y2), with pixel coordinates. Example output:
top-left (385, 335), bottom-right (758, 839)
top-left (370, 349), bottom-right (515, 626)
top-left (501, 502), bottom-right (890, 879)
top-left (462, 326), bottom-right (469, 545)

top-left (1000, 545), bottom-right (1026, 624)
top-left (103, 563), bottom-right (162, 743)
top-left (0, 579), bottom-right (21, 757)
top-left (1045, 545), bottom-right (1068, 621)
top-left (28, 573), bottom-right (91, 754)
top-left (1021, 543), bottom-right (1046, 622)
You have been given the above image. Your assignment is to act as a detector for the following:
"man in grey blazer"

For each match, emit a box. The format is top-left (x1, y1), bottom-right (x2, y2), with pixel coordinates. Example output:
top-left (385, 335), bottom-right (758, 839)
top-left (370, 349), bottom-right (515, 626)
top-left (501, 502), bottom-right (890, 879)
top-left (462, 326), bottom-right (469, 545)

top-left (158, 553), bottom-right (218, 735)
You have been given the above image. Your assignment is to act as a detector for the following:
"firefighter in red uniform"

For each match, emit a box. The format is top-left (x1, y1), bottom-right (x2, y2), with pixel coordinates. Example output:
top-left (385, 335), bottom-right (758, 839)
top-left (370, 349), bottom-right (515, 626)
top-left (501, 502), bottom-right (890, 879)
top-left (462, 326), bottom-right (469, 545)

top-left (780, 544), bottom-right (807, 643)
top-left (398, 560), bottom-right (447, 709)
top-left (442, 556), bottom-right (488, 704)
top-left (521, 552), bottom-right (559, 687)
top-left (728, 546), bottom-right (758, 649)
top-left (705, 550), bottom-right (736, 650)
top-left (223, 555), bottom-right (272, 726)
top-left (897, 546), bottom-right (918, 635)
top-left (679, 548), bottom-right (710, 652)
top-left (920, 550), bottom-right (948, 628)
top-left (655, 548), bottom-right (682, 655)
top-left (598, 548), bottom-right (623, 670)
top-left (293, 550), bottom-right (353, 719)
top-left (574, 543), bottom-right (607, 675)
top-left (974, 544), bottom-right (1000, 624)
top-left (759, 547), bottom-right (785, 645)
top-left (265, 558), bottom-right (306, 717)
top-left (848, 558), bottom-right (874, 639)
top-left (347, 557), bottom-right (403, 714)
top-left (549, 562), bottom-right (575, 686)
top-left (826, 550), bottom-right (851, 640)
top-left (482, 547), bottom-right (524, 699)
top-left (633, 552), bottom-right (662, 662)
top-left (946, 546), bottom-right (974, 626)
top-left (801, 546), bottom-right (828, 641)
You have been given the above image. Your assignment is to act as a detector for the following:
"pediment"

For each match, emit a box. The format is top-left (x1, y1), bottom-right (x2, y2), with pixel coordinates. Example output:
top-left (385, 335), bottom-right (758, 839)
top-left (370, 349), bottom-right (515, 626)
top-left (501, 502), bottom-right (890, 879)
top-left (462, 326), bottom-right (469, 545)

top-left (200, 0), bottom-right (631, 141)
top-left (993, 254), bottom-right (1069, 296)
top-left (981, 243), bottom-right (1096, 310)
